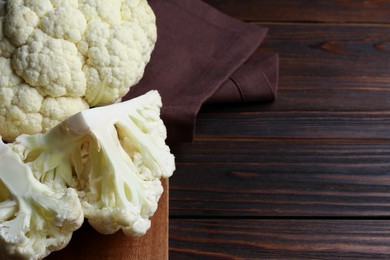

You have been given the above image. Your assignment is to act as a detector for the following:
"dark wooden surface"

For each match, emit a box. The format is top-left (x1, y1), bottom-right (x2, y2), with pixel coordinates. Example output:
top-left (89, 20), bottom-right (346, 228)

top-left (169, 1), bottom-right (390, 258)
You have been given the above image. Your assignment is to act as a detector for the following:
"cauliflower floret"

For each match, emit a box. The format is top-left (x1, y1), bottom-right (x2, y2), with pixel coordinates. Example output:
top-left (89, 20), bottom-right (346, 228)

top-left (0, 57), bottom-right (44, 141)
top-left (40, 7), bottom-right (87, 43)
top-left (4, 5), bottom-right (39, 47)
top-left (40, 96), bottom-right (90, 131)
top-left (77, 0), bottom-right (157, 105)
top-left (79, 0), bottom-right (122, 24)
top-left (0, 0), bottom-right (157, 141)
top-left (0, 86), bottom-right (43, 139)
top-left (11, 91), bottom-right (175, 237)
top-left (121, 0), bottom-right (157, 43)
top-left (0, 18), bottom-right (15, 58)
top-left (0, 55), bottom-right (89, 141)
top-left (82, 28), bottom-right (146, 105)
top-left (50, 0), bottom-right (78, 8)
top-left (0, 139), bottom-right (84, 260)
top-left (0, 57), bottom-right (20, 87)
top-left (12, 30), bottom-right (87, 97)
top-left (23, 0), bottom-right (54, 17)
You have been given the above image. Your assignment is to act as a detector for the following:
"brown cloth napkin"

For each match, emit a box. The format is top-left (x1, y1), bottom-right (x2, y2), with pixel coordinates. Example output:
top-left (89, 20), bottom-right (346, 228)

top-left (125, 0), bottom-right (279, 145)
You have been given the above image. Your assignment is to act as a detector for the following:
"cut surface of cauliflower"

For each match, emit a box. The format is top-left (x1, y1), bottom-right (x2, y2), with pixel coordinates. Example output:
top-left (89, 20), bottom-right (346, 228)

top-left (0, 138), bottom-right (84, 260)
top-left (0, 0), bottom-right (157, 141)
top-left (11, 91), bottom-right (175, 237)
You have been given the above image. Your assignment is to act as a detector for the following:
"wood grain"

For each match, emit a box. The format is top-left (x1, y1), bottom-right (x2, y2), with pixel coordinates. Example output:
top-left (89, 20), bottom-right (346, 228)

top-left (195, 111), bottom-right (390, 139)
top-left (170, 219), bottom-right (390, 259)
top-left (170, 141), bottom-right (390, 217)
top-left (191, 23), bottom-right (390, 141)
top-left (166, 1), bottom-right (390, 259)
top-left (47, 180), bottom-right (168, 260)
top-left (203, 0), bottom-right (390, 23)
top-left (262, 24), bottom-right (390, 93)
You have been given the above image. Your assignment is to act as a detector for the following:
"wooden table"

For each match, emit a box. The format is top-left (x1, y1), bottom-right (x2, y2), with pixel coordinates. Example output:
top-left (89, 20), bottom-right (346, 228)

top-left (169, 1), bottom-right (390, 258)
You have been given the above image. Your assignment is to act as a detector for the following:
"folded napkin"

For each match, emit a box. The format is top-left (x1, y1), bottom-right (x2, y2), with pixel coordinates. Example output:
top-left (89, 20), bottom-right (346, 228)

top-left (125, 0), bottom-right (279, 145)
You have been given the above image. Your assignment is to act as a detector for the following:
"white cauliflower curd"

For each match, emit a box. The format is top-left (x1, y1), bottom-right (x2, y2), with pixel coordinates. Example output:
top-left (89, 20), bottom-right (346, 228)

top-left (0, 0), bottom-right (157, 141)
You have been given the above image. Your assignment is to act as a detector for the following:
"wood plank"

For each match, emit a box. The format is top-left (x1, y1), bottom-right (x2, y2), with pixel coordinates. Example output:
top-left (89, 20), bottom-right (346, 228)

top-left (262, 24), bottom-right (390, 92)
top-left (203, 90), bottom-right (390, 112)
top-left (170, 141), bottom-right (390, 216)
top-left (195, 110), bottom-right (390, 139)
top-left (48, 180), bottom-right (168, 260)
top-left (203, 0), bottom-right (390, 23)
top-left (170, 219), bottom-right (390, 259)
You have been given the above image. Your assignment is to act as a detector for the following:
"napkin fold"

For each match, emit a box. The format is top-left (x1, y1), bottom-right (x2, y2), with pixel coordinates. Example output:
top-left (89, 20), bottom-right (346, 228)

top-left (125, 0), bottom-right (279, 145)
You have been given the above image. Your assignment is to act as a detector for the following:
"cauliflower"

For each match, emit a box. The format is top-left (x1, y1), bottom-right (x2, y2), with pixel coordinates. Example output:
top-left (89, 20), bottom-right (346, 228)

top-left (0, 138), bottom-right (84, 260)
top-left (11, 91), bottom-right (175, 237)
top-left (0, 0), bottom-right (157, 141)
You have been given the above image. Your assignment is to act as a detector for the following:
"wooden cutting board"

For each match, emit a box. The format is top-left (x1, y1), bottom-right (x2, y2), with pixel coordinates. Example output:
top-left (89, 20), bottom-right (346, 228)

top-left (48, 179), bottom-right (169, 260)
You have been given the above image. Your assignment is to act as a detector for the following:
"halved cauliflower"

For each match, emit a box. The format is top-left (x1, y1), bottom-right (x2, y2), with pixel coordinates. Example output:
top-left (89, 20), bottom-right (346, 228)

top-left (0, 138), bottom-right (84, 260)
top-left (11, 91), bottom-right (175, 237)
top-left (0, 0), bottom-right (157, 141)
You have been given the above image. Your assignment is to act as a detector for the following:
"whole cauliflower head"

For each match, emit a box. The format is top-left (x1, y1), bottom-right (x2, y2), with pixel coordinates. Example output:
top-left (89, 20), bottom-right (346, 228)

top-left (0, 0), bottom-right (157, 141)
